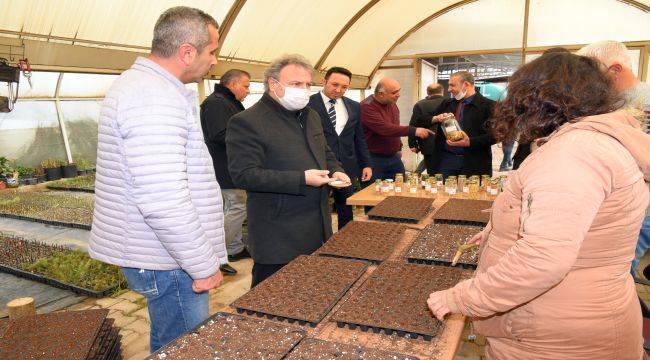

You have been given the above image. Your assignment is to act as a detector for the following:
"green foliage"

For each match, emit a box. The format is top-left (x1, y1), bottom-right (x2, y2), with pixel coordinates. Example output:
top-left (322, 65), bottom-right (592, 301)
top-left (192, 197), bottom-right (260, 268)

top-left (47, 173), bottom-right (95, 191)
top-left (76, 158), bottom-right (94, 171)
top-left (41, 158), bottom-right (64, 169)
top-left (22, 249), bottom-right (126, 291)
top-left (15, 165), bottom-right (35, 178)
top-left (0, 156), bottom-right (14, 176)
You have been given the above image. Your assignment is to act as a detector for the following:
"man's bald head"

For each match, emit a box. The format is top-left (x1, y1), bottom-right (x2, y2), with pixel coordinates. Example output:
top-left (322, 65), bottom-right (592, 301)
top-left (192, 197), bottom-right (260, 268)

top-left (374, 77), bottom-right (401, 104)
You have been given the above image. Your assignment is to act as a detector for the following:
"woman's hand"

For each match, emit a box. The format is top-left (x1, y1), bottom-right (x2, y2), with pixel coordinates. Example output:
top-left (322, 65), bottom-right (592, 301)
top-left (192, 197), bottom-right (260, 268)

top-left (427, 291), bottom-right (451, 321)
top-left (466, 230), bottom-right (486, 246)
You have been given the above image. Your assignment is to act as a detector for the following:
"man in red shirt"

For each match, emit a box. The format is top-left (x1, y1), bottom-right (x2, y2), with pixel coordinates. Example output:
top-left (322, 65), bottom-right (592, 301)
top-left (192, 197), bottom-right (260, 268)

top-left (361, 77), bottom-right (432, 182)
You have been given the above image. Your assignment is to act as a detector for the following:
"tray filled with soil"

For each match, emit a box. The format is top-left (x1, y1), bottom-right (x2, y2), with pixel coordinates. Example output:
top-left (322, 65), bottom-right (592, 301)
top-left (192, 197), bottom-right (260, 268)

top-left (0, 189), bottom-right (93, 229)
top-left (0, 309), bottom-right (121, 360)
top-left (433, 198), bottom-right (493, 225)
top-left (0, 234), bottom-right (125, 297)
top-left (406, 223), bottom-right (482, 269)
top-left (285, 338), bottom-right (419, 360)
top-left (367, 196), bottom-right (434, 224)
top-left (331, 262), bottom-right (465, 341)
top-left (148, 312), bottom-right (305, 360)
top-left (233, 255), bottom-right (368, 327)
top-left (315, 221), bottom-right (408, 263)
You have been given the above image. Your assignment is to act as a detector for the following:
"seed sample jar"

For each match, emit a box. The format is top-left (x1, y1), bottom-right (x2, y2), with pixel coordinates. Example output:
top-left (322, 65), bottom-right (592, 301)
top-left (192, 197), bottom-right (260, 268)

top-left (441, 114), bottom-right (464, 142)
top-left (435, 173), bottom-right (444, 187)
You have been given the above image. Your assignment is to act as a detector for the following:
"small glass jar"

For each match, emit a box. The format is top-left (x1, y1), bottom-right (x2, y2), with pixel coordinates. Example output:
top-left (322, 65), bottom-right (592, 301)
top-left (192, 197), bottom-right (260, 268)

top-left (468, 177), bottom-right (480, 195)
top-left (409, 179), bottom-right (418, 194)
top-left (499, 175), bottom-right (508, 192)
top-left (381, 180), bottom-right (390, 193)
top-left (490, 178), bottom-right (500, 195)
top-left (374, 179), bottom-right (382, 192)
top-left (458, 175), bottom-right (468, 193)
top-left (387, 179), bottom-right (394, 191)
top-left (444, 177), bottom-right (457, 195)
top-left (441, 114), bottom-right (464, 142)
top-left (435, 173), bottom-right (444, 187)
top-left (421, 174), bottom-right (429, 188)
top-left (428, 178), bottom-right (437, 194)
top-left (481, 175), bottom-right (491, 191)
top-left (395, 174), bottom-right (404, 193)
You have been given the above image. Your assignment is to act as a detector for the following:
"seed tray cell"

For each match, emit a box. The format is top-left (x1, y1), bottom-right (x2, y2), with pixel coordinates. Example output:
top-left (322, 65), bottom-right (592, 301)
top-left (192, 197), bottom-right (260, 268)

top-left (233, 255), bottom-right (368, 325)
top-left (148, 312), bottom-right (306, 360)
top-left (406, 223), bottom-right (482, 268)
top-left (316, 221), bottom-right (408, 262)
top-left (285, 338), bottom-right (419, 360)
top-left (433, 199), bottom-right (493, 224)
top-left (332, 262), bottom-right (465, 341)
top-left (367, 196), bottom-right (434, 223)
top-left (0, 309), bottom-right (109, 360)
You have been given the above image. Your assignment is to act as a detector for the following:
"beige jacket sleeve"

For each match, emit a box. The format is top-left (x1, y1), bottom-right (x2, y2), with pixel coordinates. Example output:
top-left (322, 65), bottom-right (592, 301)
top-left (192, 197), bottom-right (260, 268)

top-left (448, 137), bottom-right (613, 317)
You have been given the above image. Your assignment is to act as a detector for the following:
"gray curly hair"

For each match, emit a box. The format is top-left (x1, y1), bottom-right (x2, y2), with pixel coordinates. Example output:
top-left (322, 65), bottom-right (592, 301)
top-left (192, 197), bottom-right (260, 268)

top-left (264, 54), bottom-right (314, 91)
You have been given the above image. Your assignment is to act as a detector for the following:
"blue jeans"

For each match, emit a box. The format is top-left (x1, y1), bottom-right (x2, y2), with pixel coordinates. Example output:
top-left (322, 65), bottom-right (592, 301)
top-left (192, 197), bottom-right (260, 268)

top-left (369, 153), bottom-right (405, 182)
top-left (499, 140), bottom-right (515, 171)
top-left (121, 268), bottom-right (209, 352)
top-left (633, 214), bottom-right (650, 275)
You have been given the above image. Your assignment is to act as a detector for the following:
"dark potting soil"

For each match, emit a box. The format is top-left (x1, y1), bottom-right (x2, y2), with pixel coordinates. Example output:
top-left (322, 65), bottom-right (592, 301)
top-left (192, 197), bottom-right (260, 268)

top-left (148, 312), bottom-right (305, 360)
top-left (0, 309), bottom-right (111, 360)
top-left (332, 262), bottom-right (465, 339)
top-left (285, 338), bottom-right (419, 360)
top-left (406, 223), bottom-right (482, 266)
top-left (433, 199), bottom-right (493, 224)
top-left (233, 255), bottom-right (368, 324)
top-left (367, 196), bottom-right (434, 223)
top-left (316, 221), bottom-right (408, 262)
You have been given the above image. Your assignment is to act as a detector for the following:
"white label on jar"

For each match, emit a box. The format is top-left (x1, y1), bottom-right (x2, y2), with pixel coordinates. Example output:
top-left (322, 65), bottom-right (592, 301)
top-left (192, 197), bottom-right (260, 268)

top-left (463, 186), bottom-right (469, 193)
top-left (395, 186), bottom-right (402, 193)
top-left (410, 187), bottom-right (417, 194)
top-left (431, 187), bottom-right (437, 194)
top-left (445, 125), bottom-right (457, 133)
top-left (382, 186), bottom-right (389, 193)
top-left (375, 185), bottom-right (381, 192)
top-left (449, 188), bottom-right (457, 195)
top-left (425, 184), bottom-right (431, 191)
top-left (490, 188), bottom-right (498, 195)
top-left (437, 181), bottom-right (443, 186)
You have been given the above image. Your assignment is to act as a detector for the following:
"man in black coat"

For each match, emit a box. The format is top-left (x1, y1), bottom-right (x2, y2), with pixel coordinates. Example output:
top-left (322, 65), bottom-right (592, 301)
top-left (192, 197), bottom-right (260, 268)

top-left (227, 55), bottom-right (349, 287)
top-left (200, 69), bottom-right (251, 275)
top-left (423, 71), bottom-right (495, 177)
top-left (308, 67), bottom-right (371, 230)
top-left (408, 83), bottom-right (445, 175)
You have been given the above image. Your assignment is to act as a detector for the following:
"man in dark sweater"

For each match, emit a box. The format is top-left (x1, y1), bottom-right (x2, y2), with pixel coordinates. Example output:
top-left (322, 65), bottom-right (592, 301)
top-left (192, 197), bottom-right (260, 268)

top-left (361, 78), bottom-right (432, 182)
top-left (200, 69), bottom-right (251, 275)
top-left (227, 54), bottom-right (348, 287)
top-left (408, 83), bottom-right (445, 175)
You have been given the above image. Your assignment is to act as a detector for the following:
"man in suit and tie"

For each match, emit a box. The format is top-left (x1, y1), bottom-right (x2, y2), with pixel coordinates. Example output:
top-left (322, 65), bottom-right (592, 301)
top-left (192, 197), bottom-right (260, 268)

top-left (308, 67), bottom-right (371, 230)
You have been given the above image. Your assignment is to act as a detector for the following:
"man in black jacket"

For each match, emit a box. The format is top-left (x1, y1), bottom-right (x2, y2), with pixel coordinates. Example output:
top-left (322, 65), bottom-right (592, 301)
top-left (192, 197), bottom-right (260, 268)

top-left (408, 83), bottom-right (445, 175)
top-left (308, 67), bottom-right (371, 229)
top-left (424, 71), bottom-right (495, 178)
top-left (227, 54), bottom-right (349, 287)
top-left (200, 69), bottom-right (251, 275)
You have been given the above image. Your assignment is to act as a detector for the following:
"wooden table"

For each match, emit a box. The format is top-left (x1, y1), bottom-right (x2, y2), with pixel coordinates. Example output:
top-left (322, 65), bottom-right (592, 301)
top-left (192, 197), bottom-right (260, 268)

top-left (347, 184), bottom-right (496, 207)
top-left (223, 228), bottom-right (472, 360)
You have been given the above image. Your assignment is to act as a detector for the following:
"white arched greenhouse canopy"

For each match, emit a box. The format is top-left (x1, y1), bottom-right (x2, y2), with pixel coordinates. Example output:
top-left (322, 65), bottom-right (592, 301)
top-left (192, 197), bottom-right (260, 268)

top-left (0, 0), bottom-right (648, 167)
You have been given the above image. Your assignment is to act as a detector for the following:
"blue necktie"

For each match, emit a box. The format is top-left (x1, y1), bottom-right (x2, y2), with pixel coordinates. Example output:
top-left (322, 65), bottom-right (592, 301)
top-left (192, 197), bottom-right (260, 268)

top-left (328, 99), bottom-right (337, 128)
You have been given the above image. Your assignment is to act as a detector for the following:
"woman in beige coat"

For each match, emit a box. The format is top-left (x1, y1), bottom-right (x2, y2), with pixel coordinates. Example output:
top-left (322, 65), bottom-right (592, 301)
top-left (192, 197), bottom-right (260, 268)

top-left (428, 52), bottom-right (650, 359)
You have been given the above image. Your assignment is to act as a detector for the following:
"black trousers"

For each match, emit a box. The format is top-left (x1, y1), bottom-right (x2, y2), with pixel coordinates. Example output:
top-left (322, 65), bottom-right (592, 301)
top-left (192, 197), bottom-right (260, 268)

top-left (251, 262), bottom-right (286, 288)
top-left (332, 185), bottom-right (354, 230)
top-left (422, 154), bottom-right (437, 175)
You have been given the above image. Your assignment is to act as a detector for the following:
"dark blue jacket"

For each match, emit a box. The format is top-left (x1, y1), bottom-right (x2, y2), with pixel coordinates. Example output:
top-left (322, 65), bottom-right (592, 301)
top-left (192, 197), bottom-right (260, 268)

top-left (308, 93), bottom-right (371, 178)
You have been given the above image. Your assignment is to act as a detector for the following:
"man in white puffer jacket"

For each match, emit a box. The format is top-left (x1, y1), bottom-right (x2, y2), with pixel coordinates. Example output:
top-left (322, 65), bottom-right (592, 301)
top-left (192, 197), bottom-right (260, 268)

top-left (89, 7), bottom-right (226, 352)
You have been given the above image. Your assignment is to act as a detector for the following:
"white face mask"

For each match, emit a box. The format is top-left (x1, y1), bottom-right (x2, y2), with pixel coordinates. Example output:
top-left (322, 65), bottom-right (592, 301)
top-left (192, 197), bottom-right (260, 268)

top-left (272, 79), bottom-right (310, 111)
top-left (454, 86), bottom-right (467, 101)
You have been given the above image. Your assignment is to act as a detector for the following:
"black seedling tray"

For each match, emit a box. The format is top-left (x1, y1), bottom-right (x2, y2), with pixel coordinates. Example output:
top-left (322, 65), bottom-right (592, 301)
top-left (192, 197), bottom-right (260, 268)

top-left (0, 212), bottom-right (91, 230)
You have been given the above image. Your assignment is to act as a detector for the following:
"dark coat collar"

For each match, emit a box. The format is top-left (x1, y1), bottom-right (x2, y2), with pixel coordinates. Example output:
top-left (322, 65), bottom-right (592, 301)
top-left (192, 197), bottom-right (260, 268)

top-left (213, 84), bottom-right (244, 110)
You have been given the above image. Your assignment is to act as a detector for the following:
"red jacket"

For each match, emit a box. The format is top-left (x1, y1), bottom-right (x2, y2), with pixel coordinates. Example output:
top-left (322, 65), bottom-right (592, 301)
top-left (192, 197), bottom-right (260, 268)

top-left (360, 95), bottom-right (414, 155)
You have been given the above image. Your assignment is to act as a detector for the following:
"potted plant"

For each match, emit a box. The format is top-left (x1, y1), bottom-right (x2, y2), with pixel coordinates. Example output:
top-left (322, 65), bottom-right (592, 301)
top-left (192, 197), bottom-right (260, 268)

top-left (16, 165), bottom-right (37, 185)
top-left (42, 158), bottom-right (63, 181)
top-left (60, 161), bottom-right (78, 178)
top-left (0, 156), bottom-right (14, 180)
top-left (76, 159), bottom-right (92, 176)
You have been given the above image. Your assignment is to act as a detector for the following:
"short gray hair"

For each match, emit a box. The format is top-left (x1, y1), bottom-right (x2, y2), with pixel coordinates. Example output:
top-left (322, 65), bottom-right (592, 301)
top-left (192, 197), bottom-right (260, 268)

top-left (427, 83), bottom-right (443, 96)
top-left (220, 69), bottom-right (250, 86)
top-left (577, 40), bottom-right (632, 69)
top-left (264, 54), bottom-right (314, 91)
top-left (374, 82), bottom-right (385, 94)
top-left (151, 6), bottom-right (219, 58)
top-left (451, 71), bottom-right (474, 85)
